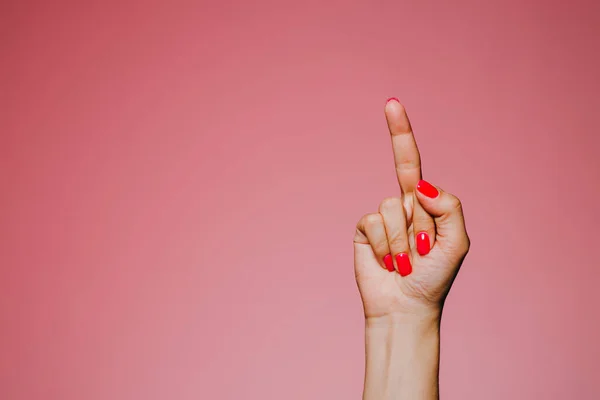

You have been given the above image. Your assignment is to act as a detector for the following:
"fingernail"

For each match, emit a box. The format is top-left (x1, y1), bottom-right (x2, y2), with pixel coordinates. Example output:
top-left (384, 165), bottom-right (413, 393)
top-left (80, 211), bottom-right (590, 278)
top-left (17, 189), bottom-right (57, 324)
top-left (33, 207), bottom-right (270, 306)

top-left (383, 254), bottom-right (395, 271)
top-left (386, 97), bottom-right (399, 103)
top-left (416, 232), bottom-right (431, 256)
top-left (395, 253), bottom-right (412, 277)
top-left (417, 179), bottom-right (439, 198)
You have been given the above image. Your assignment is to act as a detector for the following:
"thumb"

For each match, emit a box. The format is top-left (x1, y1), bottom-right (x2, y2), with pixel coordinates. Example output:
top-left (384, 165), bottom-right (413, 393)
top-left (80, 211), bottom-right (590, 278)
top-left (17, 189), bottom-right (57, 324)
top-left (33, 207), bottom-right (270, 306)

top-left (415, 179), bottom-right (470, 255)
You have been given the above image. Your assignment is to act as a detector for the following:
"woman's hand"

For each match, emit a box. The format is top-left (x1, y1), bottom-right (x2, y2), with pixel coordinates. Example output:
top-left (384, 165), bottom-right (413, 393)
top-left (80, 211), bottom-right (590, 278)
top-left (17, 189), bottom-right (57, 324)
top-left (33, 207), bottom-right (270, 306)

top-left (354, 99), bottom-right (470, 323)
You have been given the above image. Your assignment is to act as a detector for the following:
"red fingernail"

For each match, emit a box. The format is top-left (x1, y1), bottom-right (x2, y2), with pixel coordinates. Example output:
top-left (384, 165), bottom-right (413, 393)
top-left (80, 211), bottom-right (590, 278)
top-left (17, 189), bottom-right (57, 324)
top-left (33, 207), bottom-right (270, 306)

top-left (417, 179), bottom-right (439, 198)
top-left (416, 232), bottom-right (430, 256)
top-left (395, 253), bottom-right (412, 276)
top-left (386, 97), bottom-right (399, 103)
top-left (383, 254), bottom-right (395, 272)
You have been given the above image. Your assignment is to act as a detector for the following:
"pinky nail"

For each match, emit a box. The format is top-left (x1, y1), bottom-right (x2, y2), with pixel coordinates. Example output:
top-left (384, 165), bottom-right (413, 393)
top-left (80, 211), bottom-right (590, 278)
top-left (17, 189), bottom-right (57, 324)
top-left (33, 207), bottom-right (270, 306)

top-left (383, 254), bottom-right (395, 272)
top-left (395, 253), bottom-right (412, 277)
top-left (416, 232), bottom-right (431, 256)
top-left (386, 97), bottom-right (399, 103)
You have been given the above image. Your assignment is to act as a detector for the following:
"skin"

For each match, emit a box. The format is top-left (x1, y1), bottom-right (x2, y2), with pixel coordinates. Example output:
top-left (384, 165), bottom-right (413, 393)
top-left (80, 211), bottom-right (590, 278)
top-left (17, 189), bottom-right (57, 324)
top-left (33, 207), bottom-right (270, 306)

top-left (354, 99), bottom-right (470, 399)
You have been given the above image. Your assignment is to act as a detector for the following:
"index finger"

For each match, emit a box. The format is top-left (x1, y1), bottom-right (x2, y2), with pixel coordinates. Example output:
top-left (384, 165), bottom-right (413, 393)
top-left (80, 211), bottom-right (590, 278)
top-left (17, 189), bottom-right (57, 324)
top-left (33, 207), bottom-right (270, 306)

top-left (384, 98), bottom-right (422, 193)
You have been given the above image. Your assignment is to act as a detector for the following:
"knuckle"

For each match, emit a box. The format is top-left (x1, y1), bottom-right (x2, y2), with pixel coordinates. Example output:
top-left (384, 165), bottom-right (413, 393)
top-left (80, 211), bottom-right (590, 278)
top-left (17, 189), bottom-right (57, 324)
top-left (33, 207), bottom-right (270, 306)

top-left (412, 212), bottom-right (432, 226)
top-left (356, 214), bottom-right (367, 231)
top-left (395, 160), bottom-right (420, 172)
top-left (463, 235), bottom-right (471, 253)
top-left (362, 213), bottom-right (381, 229)
top-left (447, 194), bottom-right (462, 212)
top-left (379, 196), bottom-right (401, 211)
top-left (388, 234), bottom-right (407, 250)
top-left (373, 242), bottom-right (389, 254)
top-left (457, 240), bottom-right (469, 256)
top-left (356, 215), bottom-right (365, 229)
top-left (450, 235), bottom-right (471, 258)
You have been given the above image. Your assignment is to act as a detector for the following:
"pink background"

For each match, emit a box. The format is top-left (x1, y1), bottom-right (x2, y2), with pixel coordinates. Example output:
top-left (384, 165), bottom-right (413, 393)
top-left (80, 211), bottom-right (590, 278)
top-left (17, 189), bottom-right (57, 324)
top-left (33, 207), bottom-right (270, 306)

top-left (2, 0), bottom-right (600, 399)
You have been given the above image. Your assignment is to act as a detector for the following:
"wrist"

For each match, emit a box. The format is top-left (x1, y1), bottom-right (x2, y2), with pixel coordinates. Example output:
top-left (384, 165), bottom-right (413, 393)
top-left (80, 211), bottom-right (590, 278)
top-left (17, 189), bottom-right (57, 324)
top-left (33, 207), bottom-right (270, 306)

top-left (365, 306), bottom-right (442, 331)
top-left (363, 310), bottom-right (441, 400)
top-left (365, 311), bottom-right (441, 354)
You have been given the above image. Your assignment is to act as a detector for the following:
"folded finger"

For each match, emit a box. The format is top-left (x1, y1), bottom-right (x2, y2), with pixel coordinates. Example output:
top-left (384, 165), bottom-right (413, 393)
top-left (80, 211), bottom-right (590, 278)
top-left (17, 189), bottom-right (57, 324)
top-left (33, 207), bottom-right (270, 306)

top-left (379, 197), bottom-right (412, 277)
top-left (356, 213), bottom-right (395, 272)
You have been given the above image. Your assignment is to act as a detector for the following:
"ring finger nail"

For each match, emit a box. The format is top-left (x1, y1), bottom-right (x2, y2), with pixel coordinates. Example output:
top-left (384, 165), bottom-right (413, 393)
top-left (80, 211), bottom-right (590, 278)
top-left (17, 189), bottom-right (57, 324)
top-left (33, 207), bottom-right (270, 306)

top-left (395, 253), bottom-right (412, 277)
top-left (416, 232), bottom-right (431, 256)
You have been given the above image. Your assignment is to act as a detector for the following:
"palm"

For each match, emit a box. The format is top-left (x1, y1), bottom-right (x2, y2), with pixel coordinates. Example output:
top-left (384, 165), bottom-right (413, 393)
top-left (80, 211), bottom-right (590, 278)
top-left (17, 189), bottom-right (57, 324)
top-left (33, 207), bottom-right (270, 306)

top-left (354, 201), bottom-right (453, 318)
top-left (355, 244), bottom-right (462, 318)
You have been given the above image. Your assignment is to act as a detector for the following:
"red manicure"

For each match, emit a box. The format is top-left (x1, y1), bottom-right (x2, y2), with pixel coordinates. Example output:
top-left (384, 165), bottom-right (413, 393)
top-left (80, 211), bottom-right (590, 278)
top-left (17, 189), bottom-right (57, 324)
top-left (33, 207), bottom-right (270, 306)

top-left (417, 180), bottom-right (439, 198)
top-left (386, 97), bottom-right (399, 103)
top-left (395, 253), bottom-right (412, 276)
top-left (383, 254), bottom-right (395, 272)
top-left (416, 232), bottom-right (431, 256)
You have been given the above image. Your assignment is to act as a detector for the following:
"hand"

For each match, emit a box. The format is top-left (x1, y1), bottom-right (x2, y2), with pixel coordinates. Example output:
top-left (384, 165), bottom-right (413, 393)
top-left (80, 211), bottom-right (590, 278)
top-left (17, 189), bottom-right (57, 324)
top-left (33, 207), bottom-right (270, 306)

top-left (354, 99), bottom-right (470, 322)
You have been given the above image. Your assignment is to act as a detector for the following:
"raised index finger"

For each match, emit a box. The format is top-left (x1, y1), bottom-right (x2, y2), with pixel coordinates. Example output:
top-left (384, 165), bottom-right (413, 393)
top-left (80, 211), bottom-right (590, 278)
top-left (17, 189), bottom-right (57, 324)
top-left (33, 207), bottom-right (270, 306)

top-left (384, 98), bottom-right (422, 193)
